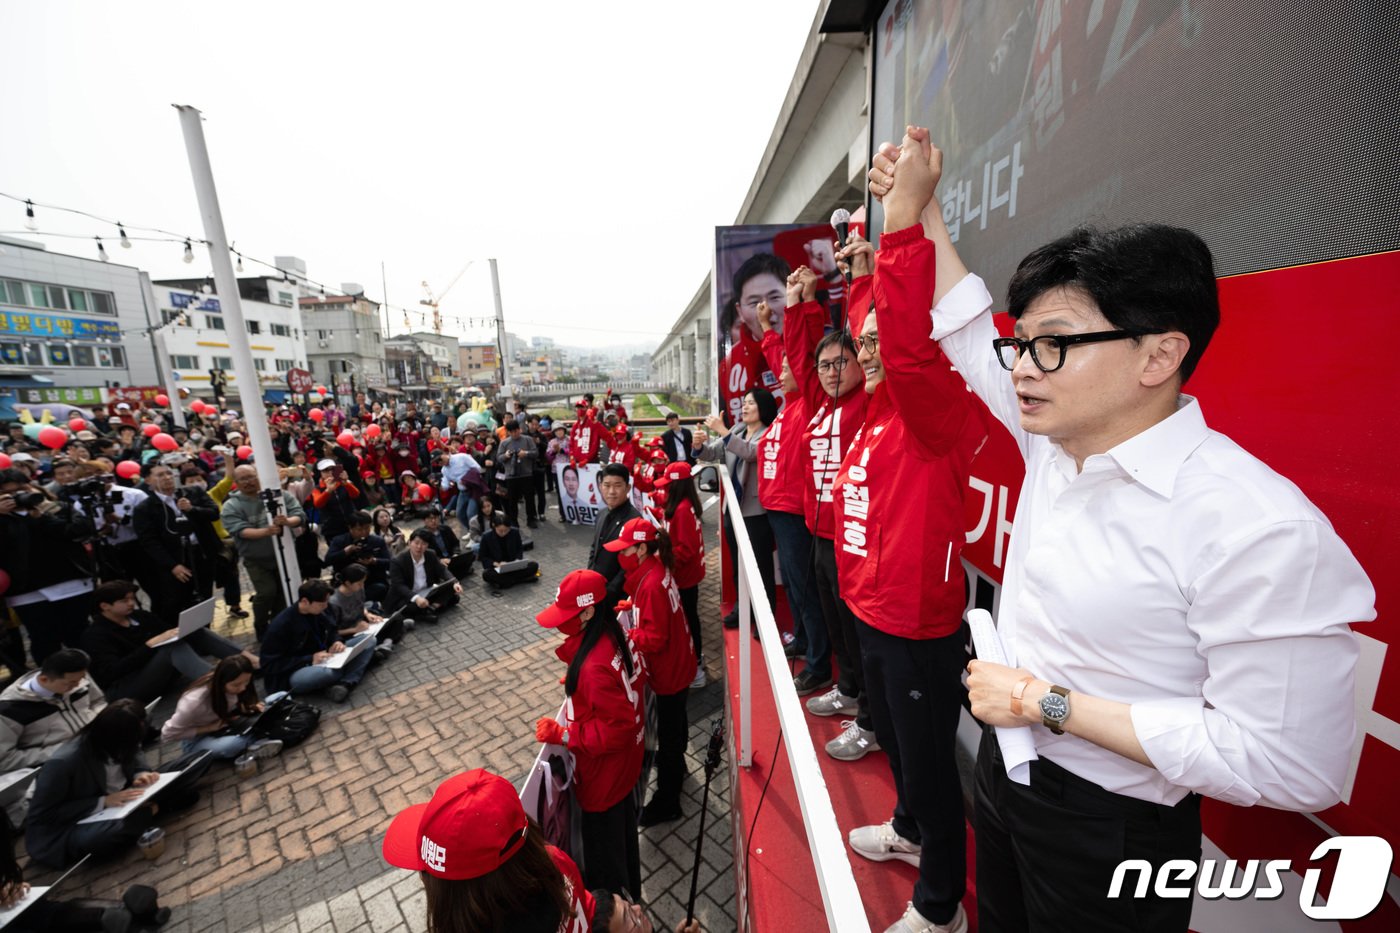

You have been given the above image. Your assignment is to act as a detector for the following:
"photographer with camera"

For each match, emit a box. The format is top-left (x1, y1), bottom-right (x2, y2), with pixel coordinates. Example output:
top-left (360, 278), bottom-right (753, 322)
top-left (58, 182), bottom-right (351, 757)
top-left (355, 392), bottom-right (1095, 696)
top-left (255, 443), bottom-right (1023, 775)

top-left (325, 511), bottom-right (392, 602)
top-left (220, 465), bottom-right (306, 640)
top-left (133, 462), bottom-right (219, 626)
top-left (54, 462), bottom-right (150, 585)
top-left (0, 468), bottom-right (97, 665)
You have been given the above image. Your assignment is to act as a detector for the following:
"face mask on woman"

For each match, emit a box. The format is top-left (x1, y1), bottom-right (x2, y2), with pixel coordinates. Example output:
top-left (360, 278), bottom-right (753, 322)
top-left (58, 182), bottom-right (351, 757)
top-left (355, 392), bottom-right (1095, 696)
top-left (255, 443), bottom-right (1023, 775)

top-left (618, 549), bottom-right (644, 572)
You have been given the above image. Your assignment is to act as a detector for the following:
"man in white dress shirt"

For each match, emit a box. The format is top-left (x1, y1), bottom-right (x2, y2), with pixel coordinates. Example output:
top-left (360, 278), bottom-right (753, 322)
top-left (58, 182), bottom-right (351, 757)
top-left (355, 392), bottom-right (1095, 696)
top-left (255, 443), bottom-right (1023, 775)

top-left (869, 129), bottom-right (1375, 932)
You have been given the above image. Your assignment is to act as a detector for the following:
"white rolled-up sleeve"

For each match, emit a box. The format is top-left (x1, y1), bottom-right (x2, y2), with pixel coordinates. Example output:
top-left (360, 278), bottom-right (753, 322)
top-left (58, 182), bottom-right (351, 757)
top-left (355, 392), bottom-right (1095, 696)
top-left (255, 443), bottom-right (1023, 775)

top-left (1131, 518), bottom-right (1374, 811)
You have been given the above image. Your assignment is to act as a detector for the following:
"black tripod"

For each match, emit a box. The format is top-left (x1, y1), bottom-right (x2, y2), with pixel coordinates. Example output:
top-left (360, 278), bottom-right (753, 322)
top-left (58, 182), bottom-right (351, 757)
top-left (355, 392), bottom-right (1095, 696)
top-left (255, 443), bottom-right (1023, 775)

top-left (686, 717), bottom-right (726, 925)
top-left (259, 487), bottom-right (299, 609)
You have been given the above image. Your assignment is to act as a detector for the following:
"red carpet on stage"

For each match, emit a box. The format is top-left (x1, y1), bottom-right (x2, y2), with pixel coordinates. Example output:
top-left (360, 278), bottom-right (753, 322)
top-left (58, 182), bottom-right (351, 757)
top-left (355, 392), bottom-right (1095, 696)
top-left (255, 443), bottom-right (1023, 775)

top-left (720, 593), bottom-right (979, 932)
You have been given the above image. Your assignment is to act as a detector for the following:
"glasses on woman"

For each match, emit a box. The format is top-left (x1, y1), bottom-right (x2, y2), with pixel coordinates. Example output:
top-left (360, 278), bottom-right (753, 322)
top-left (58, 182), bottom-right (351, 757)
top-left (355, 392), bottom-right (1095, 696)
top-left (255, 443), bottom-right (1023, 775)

top-left (992, 330), bottom-right (1144, 373)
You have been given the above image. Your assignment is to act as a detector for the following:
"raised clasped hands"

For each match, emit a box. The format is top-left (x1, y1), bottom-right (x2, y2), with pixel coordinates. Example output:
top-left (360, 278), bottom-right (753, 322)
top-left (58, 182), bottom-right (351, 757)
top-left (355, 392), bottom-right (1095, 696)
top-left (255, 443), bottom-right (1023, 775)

top-left (868, 125), bottom-right (943, 233)
top-left (785, 266), bottom-right (819, 305)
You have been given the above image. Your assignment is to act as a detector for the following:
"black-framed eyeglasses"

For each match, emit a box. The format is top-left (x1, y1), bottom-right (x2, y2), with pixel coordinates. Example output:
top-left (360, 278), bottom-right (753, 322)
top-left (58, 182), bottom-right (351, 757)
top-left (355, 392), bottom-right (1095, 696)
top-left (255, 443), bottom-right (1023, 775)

top-left (855, 333), bottom-right (879, 354)
top-left (816, 356), bottom-right (851, 374)
top-left (992, 330), bottom-right (1145, 373)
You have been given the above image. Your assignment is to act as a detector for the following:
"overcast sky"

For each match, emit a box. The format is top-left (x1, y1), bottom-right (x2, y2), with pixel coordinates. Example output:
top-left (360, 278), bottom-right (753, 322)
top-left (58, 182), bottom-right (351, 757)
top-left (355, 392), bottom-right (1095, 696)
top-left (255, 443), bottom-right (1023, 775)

top-left (2, 1), bottom-right (818, 348)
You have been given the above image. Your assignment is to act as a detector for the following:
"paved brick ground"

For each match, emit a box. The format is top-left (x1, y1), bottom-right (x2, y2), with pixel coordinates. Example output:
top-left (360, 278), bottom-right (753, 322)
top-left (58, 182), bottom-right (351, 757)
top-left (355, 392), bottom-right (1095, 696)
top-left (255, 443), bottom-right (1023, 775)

top-left (23, 501), bottom-right (735, 933)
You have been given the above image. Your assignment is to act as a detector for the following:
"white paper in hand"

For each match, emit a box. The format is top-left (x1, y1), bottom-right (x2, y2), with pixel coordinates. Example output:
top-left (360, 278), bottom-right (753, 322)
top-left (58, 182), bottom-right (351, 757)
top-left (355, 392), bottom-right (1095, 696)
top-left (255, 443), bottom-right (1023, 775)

top-left (968, 608), bottom-right (1038, 786)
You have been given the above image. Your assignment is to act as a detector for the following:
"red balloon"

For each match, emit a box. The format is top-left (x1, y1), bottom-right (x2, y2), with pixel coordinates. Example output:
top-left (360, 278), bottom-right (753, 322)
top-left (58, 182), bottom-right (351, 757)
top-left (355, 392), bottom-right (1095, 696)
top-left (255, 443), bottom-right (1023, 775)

top-left (307, 407), bottom-right (326, 422)
top-left (38, 426), bottom-right (68, 449)
top-left (315, 385), bottom-right (328, 395)
top-left (337, 431), bottom-right (356, 449)
top-left (236, 445), bottom-right (253, 460)
top-left (415, 482), bottom-right (432, 501)
top-left (0, 568), bottom-right (9, 597)
top-left (141, 423), bottom-right (160, 437)
top-left (0, 453), bottom-right (10, 469)
top-left (364, 423), bottom-right (382, 439)
top-left (189, 400), bottom-right (206, 414)
top-left (115, 459), bottom-right (141, 479)
top-left (155, 394), bottom-right (170, 407)
top-left (151, 432), bottom-right (177, 452)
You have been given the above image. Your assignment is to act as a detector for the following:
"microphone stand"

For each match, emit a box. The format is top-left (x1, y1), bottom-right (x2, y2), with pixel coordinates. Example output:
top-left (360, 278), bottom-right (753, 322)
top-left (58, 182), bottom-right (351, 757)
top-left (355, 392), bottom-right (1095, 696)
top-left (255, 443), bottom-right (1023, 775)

top-left (686, 717), bottom-right (726, 925)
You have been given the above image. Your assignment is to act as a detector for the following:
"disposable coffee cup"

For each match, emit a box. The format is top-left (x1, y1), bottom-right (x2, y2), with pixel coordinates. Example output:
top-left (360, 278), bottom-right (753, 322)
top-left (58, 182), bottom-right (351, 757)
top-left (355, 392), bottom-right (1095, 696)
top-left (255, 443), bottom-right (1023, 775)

top-left (234, 753), bottom-right (257, 778)
top-left (138, 827), bottom-right (165, 860)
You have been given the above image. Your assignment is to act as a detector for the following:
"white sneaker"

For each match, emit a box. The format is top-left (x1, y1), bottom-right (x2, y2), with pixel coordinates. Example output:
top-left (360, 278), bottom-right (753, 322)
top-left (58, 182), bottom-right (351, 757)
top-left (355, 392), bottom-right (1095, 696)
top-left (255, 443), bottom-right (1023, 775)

top-left (884, 902), bottom-right (967, 933)
top-left (246, 738), bottom-right (284, 759)
top-left (825, 719), bottom-right (880, 761)
top-left (690, 657), bottom-right (707, 690)
top-left (849, 819), bottom-right (921, 866)
top-left (806, 685), bottom-right (858, 717)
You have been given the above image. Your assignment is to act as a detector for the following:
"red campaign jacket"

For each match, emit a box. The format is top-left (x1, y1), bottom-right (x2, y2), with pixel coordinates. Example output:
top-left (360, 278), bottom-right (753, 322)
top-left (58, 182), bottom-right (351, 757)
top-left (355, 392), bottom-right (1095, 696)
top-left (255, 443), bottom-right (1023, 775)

top-left (833, 226), bottom-right (986, 638)
top-left (564, 633), bottom-right (646, 811)
top-left (665, 497), bottom-right (705, 590)
top-left (756, 329), bottom-right (806, 516)
top-left (784, 276), bottom-right (874, 541)
top-left (721, 328), bottom-right (783, 426)
top-left (550, 847), bottom-right (595, 932)
top-left (569, 418), bottom-right (602, 465)
top-left (387, 446), bottom-right (418, 480)
top-left (624, 557), bottom-right (695, 696)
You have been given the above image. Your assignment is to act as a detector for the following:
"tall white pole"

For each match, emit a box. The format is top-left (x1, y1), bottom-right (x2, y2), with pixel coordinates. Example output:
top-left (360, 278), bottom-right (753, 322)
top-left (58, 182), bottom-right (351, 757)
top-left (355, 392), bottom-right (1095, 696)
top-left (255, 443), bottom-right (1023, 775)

top-left (174, 104), bottom-right (300, 600)
top-left (489, 258), bottom-right (510, 399)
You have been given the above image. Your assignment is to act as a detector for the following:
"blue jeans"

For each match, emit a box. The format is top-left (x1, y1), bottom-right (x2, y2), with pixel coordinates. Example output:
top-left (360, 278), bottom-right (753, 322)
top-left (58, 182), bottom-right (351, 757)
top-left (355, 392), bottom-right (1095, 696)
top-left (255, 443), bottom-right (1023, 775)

top-left (183, 732), bottom-right (254, 760)
top-left (287, 633), bottom-right (376, 693)
top-left (455, 492), bottom-right (479, 528)
top-left (768, 509), bottom-right (830, 679)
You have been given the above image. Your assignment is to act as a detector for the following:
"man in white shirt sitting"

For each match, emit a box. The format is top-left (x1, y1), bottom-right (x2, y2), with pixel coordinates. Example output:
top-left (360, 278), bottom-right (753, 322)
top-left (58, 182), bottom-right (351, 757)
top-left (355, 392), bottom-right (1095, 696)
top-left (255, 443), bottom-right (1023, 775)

top-left (867, 130), bottom-right (1375, 933)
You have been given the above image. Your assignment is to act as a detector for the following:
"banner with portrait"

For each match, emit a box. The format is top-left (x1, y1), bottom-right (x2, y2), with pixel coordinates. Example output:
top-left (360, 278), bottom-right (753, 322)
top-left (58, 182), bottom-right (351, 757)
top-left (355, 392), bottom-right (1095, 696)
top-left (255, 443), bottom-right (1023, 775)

top-left (712, 222), bottom-right (862, 428)
top-left (555, 461), bottom-right (603, 526)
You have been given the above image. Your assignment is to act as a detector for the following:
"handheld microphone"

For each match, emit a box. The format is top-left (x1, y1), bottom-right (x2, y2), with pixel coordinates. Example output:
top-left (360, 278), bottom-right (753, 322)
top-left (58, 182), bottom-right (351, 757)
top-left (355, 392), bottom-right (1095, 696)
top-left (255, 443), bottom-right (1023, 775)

top-left (830, 208), bottom-right (852, 284)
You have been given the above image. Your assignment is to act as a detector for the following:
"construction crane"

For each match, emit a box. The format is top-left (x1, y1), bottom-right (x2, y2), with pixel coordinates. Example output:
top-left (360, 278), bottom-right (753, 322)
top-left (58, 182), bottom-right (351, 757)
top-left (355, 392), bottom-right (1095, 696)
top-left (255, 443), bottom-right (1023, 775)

top-left (420, 260), bottom-right (474, 334)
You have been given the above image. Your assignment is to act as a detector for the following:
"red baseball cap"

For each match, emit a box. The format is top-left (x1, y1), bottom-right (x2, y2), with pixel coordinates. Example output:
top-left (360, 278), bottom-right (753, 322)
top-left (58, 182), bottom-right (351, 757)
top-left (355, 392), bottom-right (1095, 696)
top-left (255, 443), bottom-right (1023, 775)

top-left (653, 461), bottom-right (692, 487)
top-left (604, 516), bottom-right (658, 552)
top-left (536, 569), bottom-right (607, 628)
top-left (382, 769), bottom-right (527, 880)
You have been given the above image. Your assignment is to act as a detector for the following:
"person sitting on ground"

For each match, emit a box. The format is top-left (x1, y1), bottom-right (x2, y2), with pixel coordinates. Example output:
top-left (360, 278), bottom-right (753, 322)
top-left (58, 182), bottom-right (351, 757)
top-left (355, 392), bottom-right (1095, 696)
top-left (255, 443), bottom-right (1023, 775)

top-left (0, 815), bottom-right (172, 932)
top-left (0, 649), bottom-right (106, 829)
top-left (479, 513), bottom-right (540, 590)
top-left (159, 655), bottom-right (283, 763)
top-left (26, 699), bottom-right (209, 868)
top-left (324, 510), bottom-right (393, 602)
top-left (259, 580), bottom-right (376, 703)
top-left (385, 530), bottom-right (464, 625)
top-left (419, 508), bottom-right (476, 578)
top-left (329, 564), bottom-right (403, 660)
top-left (371, 506), bottom-right (408, 558)
top-left (80, 581), bottom-right (251, 705)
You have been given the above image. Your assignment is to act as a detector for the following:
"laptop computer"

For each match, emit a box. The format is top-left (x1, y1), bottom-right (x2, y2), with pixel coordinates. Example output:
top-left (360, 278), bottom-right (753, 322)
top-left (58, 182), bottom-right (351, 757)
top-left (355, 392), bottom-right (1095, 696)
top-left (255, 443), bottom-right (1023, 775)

top-left (0, 855), bottom-right (89, 929)
top-left (316, 634), bottom-right (375, 670)
top-left (149, 597), bottom-right (218, 648)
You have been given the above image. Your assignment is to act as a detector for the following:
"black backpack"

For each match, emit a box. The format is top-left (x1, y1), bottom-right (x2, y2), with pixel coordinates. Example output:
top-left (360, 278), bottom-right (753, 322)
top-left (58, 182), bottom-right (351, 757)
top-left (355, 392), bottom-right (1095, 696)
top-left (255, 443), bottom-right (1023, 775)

top-left (252, 697), bottom-right (322, 747)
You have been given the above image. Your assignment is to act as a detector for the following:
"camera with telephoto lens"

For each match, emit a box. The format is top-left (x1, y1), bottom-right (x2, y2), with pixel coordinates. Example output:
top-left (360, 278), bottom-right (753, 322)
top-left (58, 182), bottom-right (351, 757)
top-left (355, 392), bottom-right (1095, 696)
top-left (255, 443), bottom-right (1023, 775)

top-left (10, 490), bottom-right (46, 510)
top-left (57, 477), bottom-right (109, 501)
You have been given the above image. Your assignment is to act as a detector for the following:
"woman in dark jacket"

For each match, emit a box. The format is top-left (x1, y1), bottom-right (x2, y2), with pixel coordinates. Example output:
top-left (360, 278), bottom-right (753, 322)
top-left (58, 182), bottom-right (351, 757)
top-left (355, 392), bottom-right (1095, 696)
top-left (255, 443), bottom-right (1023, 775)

top-left (26, 700), bottom-right (205, 868)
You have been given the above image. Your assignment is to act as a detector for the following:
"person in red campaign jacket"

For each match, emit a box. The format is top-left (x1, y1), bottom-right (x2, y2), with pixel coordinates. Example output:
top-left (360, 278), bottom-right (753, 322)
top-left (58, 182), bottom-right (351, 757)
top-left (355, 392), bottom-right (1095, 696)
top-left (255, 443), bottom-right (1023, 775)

top-left (535, 570), bottom-right (645, 899)
top-left (720, 253), bottom-right (789, 426)
top-left (784, 263), bottom-right (879, 758)
top-left (382, 768), bottom-right (595, 933)
top-left (756, 301), bottom-right (831, 693)
top-left (606, 517), bottom-right (696, 827)
top-left (569, 408), bottom-right (602, 465)
top-left (656, 461), bottom-right (706, 683)
top-left (832, 179), bottom-right (986, 930)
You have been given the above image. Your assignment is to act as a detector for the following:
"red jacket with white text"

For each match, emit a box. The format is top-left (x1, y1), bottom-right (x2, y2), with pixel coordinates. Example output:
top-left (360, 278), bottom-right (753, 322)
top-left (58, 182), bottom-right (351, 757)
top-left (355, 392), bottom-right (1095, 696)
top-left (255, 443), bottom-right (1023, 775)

top-left (757, 328), bottom-right (807, 516)
top-left (564, 631), bottom-right (646, 811)
top-left (665, 497), bottom-right (705, 590)
top-left (833, 225), bottom-right (985, 637)
top-left (624, 557), bottom-right (696, 696)
top-left (784, 275), bottom-right (874, 540)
